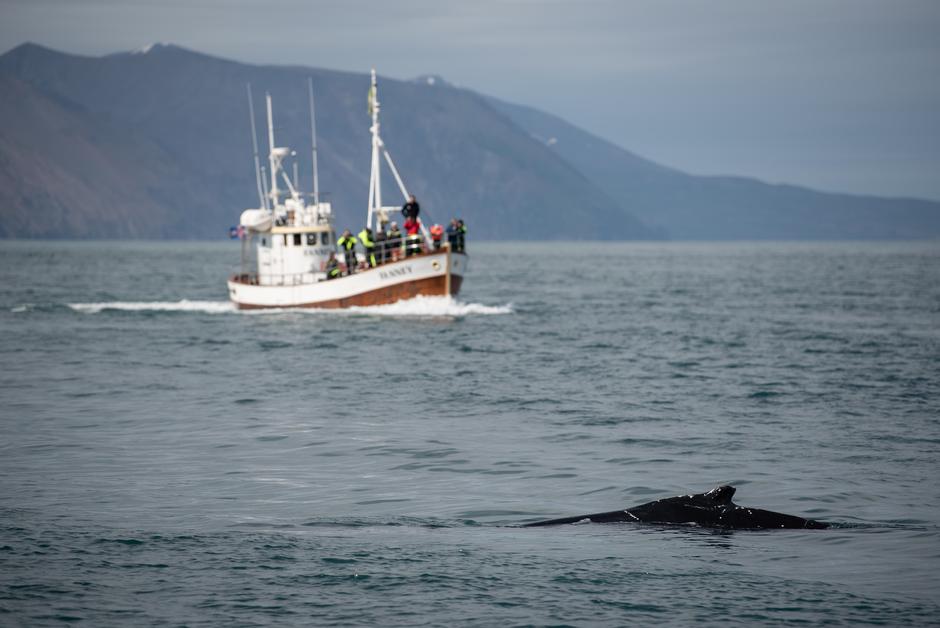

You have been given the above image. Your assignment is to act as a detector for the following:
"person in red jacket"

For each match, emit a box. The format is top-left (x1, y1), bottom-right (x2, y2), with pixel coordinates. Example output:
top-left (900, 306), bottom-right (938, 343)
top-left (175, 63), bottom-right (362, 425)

top-left (403, 217), bottom-right (422, 257)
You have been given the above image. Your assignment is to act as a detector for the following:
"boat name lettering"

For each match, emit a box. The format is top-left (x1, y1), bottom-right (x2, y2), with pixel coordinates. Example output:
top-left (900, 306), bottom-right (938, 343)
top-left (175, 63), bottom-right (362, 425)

top-left (379, 266), bottom-right (414, 280)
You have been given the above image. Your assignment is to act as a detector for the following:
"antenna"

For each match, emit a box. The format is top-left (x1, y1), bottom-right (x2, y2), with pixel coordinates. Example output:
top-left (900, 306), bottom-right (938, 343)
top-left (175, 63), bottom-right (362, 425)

top-left (245, 83), bottom-right (267, 210)
top-left (308, 77), bottom-right (320, 207)
top-left (260, 165), bottom-right (270, 205)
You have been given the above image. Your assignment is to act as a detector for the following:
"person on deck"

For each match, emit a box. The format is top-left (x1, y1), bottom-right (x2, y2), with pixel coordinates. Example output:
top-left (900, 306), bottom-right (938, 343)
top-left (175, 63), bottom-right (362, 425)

top-left (446, 219), bottom-right (460, 250)
top-left (430, 224), bottom-right (444, 250)
top-left (456, 219), bottom-right (467, 252)
top-left (337, 229), bottom-right (358, 274)
top-left (401, 194), bottom-right (420, 221)
top-left (374, 228), bottom-right (387, 265)
top-left (324, 252), bottom-right (341, 280)
top-left (358, 226), bottom-right (377, 268)
top-left (387, 222), bottom-right (403, 261)
top-left (404, 217), bottom-right (422, 257)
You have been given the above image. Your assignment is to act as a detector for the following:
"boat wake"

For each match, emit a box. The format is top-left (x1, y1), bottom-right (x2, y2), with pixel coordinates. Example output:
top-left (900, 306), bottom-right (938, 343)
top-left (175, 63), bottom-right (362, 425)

top-left (64, 296), bottom-right (511, 317)
top-left (67, 300), bottom-right (236, 314)
top-left (346, 296), bottom-right (512, 318)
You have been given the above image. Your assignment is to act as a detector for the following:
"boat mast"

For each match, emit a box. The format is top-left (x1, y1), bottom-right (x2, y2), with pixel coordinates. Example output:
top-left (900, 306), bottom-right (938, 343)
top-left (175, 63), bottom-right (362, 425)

top-left (266, 93), bottom-right (279, 206)
top-left (365, 70), bottom-right (432, 242)
top-left (308, 77), bottom-right (320, 207)
top-left (292, 154), bottom-right (299, 190)
top-left (367, 68), bottom-right (381, 229)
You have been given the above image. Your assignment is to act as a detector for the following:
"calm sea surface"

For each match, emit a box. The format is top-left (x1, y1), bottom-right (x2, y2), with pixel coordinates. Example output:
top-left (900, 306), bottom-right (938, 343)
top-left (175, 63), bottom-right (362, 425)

top-left (1, 240), bottom-right (939, 626)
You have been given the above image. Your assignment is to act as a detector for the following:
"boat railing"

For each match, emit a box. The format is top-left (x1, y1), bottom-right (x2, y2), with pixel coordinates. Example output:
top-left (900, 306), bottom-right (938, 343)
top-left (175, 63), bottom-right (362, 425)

top-left (369, 238), bottom-right (462, 262)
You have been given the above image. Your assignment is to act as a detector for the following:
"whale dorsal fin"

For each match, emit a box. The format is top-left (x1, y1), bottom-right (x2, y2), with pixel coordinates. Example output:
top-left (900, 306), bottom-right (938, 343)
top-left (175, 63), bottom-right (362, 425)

top-left (704, 485), bottom-right (736, 505)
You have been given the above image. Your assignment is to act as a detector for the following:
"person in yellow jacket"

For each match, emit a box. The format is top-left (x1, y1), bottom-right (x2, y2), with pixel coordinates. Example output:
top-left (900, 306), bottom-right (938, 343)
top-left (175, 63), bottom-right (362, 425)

top-left (337, 229), bottom-right (358, 275)
top-left (324, 252), bottom-right (341, 280)
top-left (358, 227), bottom-right (377, 268)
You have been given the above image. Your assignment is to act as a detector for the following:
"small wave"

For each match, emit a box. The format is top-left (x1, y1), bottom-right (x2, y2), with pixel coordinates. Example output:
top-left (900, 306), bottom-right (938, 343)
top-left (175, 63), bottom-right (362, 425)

top-left (68, 300), bottom-right (235, 314)
top-left (299, 516), bottom-right (451, 529)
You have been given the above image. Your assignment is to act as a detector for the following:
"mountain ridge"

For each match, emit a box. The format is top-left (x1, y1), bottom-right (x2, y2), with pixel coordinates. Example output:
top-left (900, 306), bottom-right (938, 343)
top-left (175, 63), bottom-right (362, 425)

top-left (1, 42), bottom-right (938, 240)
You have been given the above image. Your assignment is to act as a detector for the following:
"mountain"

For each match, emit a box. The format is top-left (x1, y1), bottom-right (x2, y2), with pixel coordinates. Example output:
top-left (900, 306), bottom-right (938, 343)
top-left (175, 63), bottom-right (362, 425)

top-left (0, 43), bottom-right (650, 240)
top-left (487, 98), bottom-right (940, 240)
top-left (1, 42), bottom-right (938, 240)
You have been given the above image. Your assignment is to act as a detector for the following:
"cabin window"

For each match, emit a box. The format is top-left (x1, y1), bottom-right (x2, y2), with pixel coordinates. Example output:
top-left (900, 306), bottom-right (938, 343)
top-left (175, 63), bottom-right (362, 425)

top-left (323, 232), bottom-right (331, 246)
top-left (306, 233), bottom-right (317, 246)
top-left (293, 234), bottom-right (302, 246)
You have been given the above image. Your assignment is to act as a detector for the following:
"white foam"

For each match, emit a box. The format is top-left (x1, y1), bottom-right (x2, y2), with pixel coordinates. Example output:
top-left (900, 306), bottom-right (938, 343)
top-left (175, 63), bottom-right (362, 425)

top-left (345, 295), bottom-right (512, 318)
top-left (68, 300), bottom-right (235, 314)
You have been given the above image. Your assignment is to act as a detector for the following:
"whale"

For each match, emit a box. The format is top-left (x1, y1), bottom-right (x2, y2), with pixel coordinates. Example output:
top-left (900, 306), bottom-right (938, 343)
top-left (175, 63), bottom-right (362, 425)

top-left (522, 485), bottom-right (828, 529)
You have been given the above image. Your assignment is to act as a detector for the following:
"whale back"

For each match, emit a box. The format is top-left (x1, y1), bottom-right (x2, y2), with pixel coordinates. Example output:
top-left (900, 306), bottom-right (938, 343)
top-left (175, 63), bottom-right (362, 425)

top-left (623, 486), bottom-right (736, 526)
top-left (521, 484), bottom-right (828, 529)
top-left (702, 485), bottom-right (736, 505)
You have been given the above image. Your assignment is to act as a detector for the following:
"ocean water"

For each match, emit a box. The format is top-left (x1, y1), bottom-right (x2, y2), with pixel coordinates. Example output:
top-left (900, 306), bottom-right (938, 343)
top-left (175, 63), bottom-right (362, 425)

top-left (1, 240), bottom-right (939, 626)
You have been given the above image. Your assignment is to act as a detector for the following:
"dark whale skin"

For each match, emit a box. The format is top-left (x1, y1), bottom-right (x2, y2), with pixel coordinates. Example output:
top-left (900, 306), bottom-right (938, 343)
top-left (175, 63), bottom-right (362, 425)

top-left (522, 485), bottom-right (828, 529)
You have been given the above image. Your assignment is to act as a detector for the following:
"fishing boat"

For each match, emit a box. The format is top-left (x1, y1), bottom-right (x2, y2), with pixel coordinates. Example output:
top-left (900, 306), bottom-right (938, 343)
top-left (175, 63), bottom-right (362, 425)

top-left (227, 70), bottom-right (467, 310)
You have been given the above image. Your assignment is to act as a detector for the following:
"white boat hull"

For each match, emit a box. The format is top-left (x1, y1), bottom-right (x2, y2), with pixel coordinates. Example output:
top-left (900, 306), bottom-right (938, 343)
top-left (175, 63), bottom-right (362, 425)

top-left (228, 249), bottom-right (467, 309)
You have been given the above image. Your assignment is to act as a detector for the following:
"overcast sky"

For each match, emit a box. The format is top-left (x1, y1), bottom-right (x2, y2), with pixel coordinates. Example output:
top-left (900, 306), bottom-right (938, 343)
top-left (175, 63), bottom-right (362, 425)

top-left (3, 0), bottom-right (939, 199)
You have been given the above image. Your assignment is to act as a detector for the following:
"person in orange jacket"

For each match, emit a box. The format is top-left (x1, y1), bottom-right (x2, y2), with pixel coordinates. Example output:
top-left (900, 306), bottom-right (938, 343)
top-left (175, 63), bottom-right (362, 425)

top-left (430, 224), bottom-right (444, 250)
